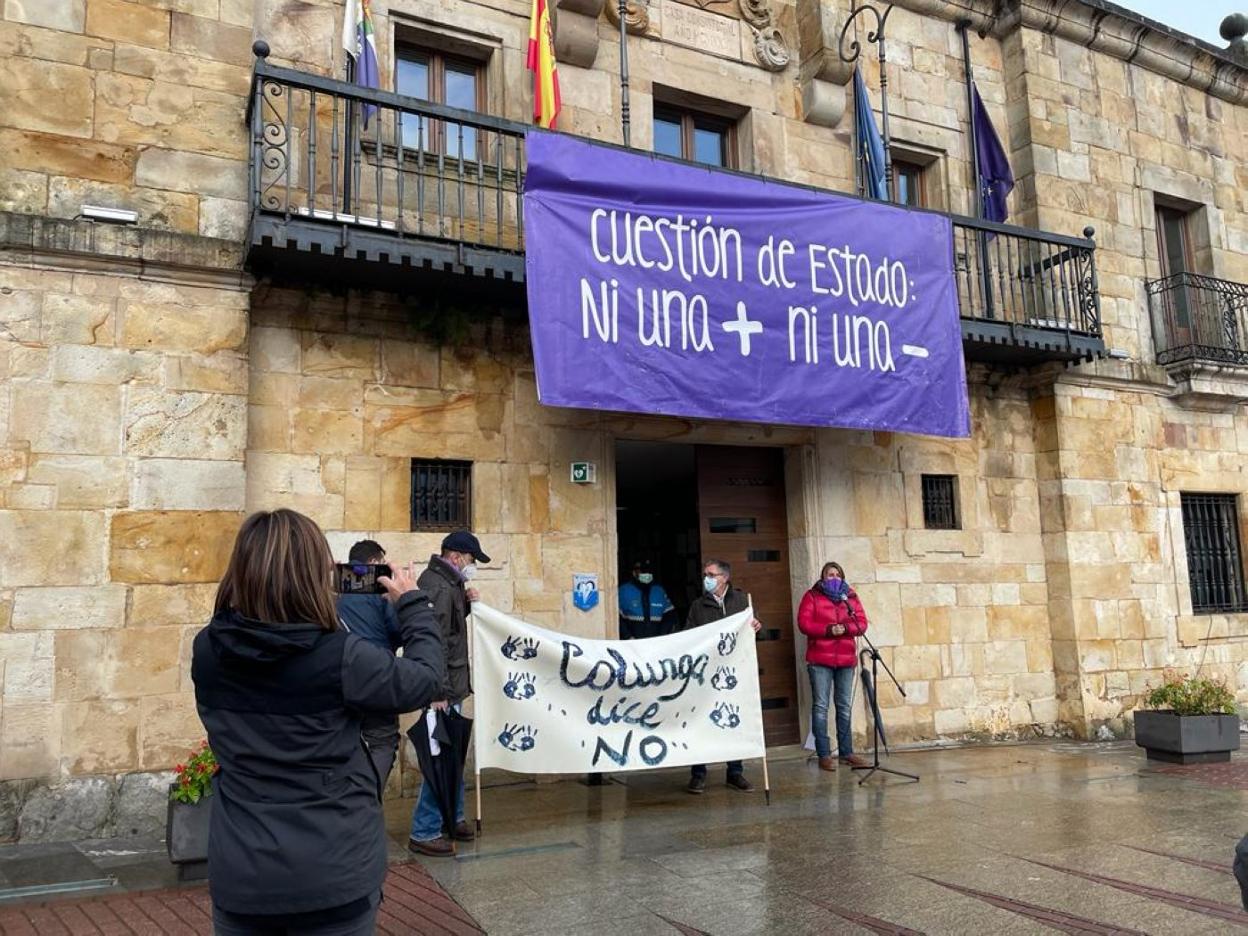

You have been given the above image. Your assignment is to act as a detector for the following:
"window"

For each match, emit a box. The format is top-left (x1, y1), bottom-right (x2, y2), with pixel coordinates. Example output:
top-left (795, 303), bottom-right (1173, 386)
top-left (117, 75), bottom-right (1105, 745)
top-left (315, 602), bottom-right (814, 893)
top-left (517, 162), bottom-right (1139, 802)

top-left (1155, 205), bottom-right (1194, 279)
top-left (921, 475), bottom-right (960, 530)
top-left (653, 105), bottom-right (736, 168)
top-left (1181, 493), bottom-right (1248, 613)
top-left (892, 160), bottom-right (926, 207)
top-left (411, 459), bottom-right (472, 531)
top-left (395, 46), bottom-right (483, 159)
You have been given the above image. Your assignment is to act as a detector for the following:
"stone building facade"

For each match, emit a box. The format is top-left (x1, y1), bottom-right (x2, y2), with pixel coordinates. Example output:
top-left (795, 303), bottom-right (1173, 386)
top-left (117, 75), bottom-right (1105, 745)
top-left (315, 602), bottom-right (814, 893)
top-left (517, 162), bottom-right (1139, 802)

top-left (2, 0), bottom-right (1248, 839)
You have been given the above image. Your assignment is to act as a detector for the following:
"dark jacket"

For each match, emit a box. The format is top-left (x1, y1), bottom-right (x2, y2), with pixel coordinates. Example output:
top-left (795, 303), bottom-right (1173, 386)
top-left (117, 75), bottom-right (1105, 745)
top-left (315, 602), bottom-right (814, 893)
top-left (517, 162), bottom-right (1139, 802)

top-left (336, 593), bottom-right (401, 650)
top-left (797, 586), bottom-right (868, 668)
top-left (686, 585), bottom-right (750, 630)
top-left (191, 591), bottom-right (442, 916)
top-left (418, 555), bottom-right (472, 703)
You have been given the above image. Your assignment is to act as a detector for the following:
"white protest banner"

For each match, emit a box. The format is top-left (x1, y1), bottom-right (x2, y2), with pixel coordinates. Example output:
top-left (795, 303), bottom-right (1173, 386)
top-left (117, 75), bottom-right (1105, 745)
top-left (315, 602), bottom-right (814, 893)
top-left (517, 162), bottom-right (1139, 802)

top-left (471, 603), bottom-right (765, 773)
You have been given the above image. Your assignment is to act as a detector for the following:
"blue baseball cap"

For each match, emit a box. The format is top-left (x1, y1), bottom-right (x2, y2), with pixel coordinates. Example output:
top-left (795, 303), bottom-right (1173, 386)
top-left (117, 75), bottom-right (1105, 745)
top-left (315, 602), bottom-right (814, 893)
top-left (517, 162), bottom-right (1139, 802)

top-left (441, 530), bottom-right (490, 564)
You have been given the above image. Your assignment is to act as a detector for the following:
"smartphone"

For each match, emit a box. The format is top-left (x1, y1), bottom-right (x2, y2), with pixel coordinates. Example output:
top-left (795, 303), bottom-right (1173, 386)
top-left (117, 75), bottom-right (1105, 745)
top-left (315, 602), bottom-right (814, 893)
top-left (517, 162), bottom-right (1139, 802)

top-left (334, 562), bottom-right (393, 595)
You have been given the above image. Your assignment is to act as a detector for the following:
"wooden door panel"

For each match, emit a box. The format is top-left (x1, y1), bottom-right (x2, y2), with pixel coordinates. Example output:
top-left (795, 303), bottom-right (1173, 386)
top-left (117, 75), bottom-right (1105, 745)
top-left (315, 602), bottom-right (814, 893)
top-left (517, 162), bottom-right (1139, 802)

top-left (696, 445), bottom-right (799, 744)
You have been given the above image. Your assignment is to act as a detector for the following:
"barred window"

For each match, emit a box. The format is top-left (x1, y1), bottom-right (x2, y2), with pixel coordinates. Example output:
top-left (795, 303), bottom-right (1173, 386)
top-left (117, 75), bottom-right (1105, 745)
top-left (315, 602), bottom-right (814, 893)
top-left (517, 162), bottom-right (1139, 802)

top-left (411, 460), bottom-right (472, 531)
top-left (1181, 493), bottom-right (1248, 613)
top-left (921, 475), bottom-right (960, 530)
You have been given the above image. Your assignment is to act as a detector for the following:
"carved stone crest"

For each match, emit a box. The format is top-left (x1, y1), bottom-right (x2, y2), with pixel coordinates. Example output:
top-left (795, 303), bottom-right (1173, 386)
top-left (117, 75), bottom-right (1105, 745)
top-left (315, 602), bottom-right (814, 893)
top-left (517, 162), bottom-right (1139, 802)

top-left (737, 0), bottom-right (789, 71)
top-left (604, 0), bottom-right (650, 34)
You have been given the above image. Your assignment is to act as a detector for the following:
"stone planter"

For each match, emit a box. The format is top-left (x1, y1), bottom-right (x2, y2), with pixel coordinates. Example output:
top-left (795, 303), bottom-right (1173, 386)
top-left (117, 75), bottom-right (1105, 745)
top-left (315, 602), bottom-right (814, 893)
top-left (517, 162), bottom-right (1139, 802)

top-left (166, 788), bottom-right (211, 882)
top-left (1134, 710), bottom-right (1241, 764)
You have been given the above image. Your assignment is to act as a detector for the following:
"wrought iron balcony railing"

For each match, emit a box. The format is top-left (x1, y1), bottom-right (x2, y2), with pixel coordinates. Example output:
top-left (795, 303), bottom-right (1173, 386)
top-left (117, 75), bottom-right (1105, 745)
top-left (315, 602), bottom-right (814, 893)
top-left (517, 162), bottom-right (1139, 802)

top-left (246, 47), bottom-right (1102, 359)
top-left (1146, 271), bottom-right (1248, 367)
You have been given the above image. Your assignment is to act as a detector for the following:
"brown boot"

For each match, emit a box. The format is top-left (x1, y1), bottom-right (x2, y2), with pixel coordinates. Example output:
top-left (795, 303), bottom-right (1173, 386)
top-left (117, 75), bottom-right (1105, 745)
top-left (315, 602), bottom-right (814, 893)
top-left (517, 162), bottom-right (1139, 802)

top-left (839, 754), bottom-right (867, 767)
top-left (407, 836), bottom-right (454, 857)
top-left (817, 755), bottom-right (836, 771)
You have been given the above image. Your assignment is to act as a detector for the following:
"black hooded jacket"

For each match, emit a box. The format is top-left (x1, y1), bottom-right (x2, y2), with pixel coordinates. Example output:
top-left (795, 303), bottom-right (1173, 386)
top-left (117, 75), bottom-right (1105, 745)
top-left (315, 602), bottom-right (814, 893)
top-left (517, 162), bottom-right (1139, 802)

top-left (191, 590), bottom-right (443, 916)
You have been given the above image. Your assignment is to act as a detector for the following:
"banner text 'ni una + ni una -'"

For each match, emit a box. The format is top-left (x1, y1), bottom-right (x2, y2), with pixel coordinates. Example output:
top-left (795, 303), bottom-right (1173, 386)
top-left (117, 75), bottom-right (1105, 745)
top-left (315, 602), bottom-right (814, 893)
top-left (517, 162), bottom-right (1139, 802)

top-left (523, 132), bottom-right (970, 438)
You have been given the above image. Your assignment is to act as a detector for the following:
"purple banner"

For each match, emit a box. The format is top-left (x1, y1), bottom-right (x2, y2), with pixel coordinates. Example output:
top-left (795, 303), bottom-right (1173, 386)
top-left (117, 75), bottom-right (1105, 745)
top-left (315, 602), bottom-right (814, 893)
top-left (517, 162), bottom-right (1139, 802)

top-left (523, 132), bottom-right (970, 437)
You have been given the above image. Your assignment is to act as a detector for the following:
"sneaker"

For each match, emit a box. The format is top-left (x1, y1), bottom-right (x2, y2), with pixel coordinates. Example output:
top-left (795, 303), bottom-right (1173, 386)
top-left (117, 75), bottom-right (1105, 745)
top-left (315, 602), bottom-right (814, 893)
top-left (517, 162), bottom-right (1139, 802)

top-left (817, 756), bottom-right (836, 772)
top-left (726, 774), bottom-right (753, 792)
top-left (452, 821), bottom-right (475, 842)
top-left (839, 754), bottom-right (867, 767)
top-left (407, 836), bottom-right (454, 857)
top-left (687, 775), bottom-right (706, 794)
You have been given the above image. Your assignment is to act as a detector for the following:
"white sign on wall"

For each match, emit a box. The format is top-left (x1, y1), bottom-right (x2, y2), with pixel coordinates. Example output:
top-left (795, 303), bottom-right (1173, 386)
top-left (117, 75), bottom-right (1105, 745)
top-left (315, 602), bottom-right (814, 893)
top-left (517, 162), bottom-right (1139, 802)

top-left (471, 602), bottom-right (765, 773)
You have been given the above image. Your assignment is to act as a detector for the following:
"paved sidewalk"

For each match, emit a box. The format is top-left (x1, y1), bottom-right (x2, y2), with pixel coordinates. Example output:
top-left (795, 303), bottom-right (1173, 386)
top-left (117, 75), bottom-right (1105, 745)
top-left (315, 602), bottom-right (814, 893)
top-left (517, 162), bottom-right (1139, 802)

top-left (0, 861), bottom-right (482, 935)
top-left (2, 741), bottom-right (1247, 934)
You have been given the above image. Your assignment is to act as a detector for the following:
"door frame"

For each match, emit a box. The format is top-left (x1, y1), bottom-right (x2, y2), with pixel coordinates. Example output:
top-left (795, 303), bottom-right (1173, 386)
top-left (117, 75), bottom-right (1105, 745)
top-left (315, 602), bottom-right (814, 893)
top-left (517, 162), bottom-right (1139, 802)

top-left (603, 434), bottom-right (823, 748)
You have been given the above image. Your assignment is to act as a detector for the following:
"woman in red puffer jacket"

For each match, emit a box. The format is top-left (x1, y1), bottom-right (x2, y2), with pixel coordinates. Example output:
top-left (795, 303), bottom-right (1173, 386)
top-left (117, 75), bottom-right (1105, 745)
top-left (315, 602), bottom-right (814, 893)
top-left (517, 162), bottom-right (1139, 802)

top-left (796, 562), bottom-right (868, 771)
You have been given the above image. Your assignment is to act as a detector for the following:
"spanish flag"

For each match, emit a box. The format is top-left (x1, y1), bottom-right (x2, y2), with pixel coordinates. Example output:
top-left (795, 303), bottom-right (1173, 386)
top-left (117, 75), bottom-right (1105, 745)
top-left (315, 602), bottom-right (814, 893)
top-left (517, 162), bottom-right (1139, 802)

top-left (527, 0), bottom-right (561, 129)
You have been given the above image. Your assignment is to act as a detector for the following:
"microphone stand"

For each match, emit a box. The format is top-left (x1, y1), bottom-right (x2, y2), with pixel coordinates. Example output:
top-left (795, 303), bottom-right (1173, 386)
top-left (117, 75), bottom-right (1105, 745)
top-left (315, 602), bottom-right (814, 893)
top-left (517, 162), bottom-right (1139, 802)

top-left (852, 628), bottom-right (919, 785)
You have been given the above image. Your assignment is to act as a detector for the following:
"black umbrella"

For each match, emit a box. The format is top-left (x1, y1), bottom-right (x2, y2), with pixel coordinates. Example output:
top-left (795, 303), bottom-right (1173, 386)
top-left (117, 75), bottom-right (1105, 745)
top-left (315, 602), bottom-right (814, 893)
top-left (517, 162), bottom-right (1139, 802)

top-left (858, 658), bottom-right (889, 754)
top-left (407, 708), bottom-right (474, 837)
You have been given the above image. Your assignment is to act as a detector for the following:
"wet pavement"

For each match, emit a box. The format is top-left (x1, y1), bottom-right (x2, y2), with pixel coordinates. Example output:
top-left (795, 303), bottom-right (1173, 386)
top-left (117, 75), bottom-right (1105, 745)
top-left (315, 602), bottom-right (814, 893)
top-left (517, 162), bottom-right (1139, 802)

top-left (2, 740), bottom-right (1246, 934)
top-left (407, 741), bottom-right (1248, 935)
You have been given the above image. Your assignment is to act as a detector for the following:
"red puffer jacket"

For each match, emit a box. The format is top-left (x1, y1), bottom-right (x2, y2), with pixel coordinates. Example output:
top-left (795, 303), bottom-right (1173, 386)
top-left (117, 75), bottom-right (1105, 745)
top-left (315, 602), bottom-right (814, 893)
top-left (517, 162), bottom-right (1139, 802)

top-left (797, 586), bottom-right (868, 668)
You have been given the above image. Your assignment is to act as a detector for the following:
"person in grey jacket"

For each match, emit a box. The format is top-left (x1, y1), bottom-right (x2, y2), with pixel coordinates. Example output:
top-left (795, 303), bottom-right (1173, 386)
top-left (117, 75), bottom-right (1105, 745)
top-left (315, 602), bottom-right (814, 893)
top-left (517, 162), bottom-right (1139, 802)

top-left (408, 529), bottom-right (489, 856)
top-left (193, 509), bottom-right (443, 935)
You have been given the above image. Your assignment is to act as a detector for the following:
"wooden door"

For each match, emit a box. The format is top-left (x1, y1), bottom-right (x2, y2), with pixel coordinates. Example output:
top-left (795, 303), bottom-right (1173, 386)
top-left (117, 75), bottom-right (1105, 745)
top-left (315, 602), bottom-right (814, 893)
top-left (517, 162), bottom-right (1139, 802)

top-left (696, 445), bottom-right (799, 745)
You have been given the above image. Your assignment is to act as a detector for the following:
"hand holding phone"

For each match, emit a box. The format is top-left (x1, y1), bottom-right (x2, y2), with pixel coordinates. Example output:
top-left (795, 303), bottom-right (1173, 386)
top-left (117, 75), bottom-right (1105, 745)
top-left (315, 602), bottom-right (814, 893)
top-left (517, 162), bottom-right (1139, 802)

top-left (334, 562), bottom-right (394, 595)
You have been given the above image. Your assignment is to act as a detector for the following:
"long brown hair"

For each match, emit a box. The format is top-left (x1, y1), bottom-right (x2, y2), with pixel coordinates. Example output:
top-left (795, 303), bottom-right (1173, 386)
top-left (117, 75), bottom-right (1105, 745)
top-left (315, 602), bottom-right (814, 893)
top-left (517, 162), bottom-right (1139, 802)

top-left (214, 509), bottom-right (340, 631)
top-left (813, 561), bottom-right (845, 590)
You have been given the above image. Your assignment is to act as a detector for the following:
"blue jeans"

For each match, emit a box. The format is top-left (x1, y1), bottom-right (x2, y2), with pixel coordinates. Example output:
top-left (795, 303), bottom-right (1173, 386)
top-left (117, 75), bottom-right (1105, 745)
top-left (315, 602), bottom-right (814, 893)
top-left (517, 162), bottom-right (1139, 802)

top-left (809, 664), bottom-right (855, 758)
top-left (409, 704), bottom-right (467, 842)
top-left (690, 761), bottom-right (744, 780)
top-left (410, 774), bottom-right (465, 842)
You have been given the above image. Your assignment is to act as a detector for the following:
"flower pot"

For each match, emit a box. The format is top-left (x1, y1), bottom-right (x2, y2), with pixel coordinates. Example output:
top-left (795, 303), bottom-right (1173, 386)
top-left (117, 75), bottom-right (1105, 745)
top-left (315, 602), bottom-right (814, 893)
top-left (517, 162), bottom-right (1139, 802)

top-left (1134, 710), bottom-right (1241, 764)
top-left (166, 787), bottom-right (211, 882)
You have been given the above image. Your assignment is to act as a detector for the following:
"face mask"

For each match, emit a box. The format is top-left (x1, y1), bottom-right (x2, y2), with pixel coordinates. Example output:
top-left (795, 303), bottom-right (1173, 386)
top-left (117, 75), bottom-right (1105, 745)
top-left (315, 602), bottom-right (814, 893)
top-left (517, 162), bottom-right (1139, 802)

top-left (637, 573), bottom-right (653, 585)
top-left (703, 576), bottom-right (719, 594)
top-left (461, 563), bottom-right (478, 581)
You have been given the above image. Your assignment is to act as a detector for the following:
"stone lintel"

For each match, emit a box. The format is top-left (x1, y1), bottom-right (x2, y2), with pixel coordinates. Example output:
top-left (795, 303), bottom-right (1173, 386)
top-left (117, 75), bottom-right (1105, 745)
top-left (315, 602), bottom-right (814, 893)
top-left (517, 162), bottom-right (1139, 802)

top-left (0, 211), bottom-right (250, 291)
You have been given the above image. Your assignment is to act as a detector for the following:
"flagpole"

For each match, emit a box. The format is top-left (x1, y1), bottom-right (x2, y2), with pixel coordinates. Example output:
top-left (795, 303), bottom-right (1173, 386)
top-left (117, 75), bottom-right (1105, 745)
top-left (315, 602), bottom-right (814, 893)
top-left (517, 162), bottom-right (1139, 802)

top-left (618, 0), bottom-right (631, 147)
top-left (343, 54), bottom-right (355, 215)
top-left (838, 4), bottom-right (894, 198)
top-left (958, 21), bottom-right (995, 320)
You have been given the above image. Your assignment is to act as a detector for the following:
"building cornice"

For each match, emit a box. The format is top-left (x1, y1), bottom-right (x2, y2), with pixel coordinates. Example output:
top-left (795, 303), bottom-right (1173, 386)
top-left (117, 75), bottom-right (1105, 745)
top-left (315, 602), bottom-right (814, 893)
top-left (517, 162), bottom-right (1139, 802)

top-left (0, 212), bottom-right (251, 291)
top-left (888, 0), bottom-right (1248, 106)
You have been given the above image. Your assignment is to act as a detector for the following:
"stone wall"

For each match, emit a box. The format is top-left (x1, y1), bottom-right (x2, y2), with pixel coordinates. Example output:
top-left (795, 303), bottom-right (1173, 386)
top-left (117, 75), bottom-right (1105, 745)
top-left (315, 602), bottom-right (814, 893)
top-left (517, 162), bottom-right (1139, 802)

top-left (0, 220), bottom-right (249, 818)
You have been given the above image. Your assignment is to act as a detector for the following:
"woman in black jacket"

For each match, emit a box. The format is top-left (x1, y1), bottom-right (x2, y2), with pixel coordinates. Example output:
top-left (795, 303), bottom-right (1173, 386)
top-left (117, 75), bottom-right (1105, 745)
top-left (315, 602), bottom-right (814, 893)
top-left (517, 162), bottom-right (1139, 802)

top-left (193, 509), bottom-right (444, 934)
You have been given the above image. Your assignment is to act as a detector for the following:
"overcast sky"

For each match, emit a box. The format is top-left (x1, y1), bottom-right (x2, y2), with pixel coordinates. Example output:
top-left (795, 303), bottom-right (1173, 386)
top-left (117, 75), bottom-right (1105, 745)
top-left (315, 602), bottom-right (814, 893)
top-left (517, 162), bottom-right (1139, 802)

top-left (1113, 2), bottom-right (1231, 47)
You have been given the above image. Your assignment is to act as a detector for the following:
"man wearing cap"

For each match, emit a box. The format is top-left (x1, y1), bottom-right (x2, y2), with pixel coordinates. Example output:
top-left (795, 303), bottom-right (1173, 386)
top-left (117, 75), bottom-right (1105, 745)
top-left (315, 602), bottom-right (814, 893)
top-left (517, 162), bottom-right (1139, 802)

top-left (408, 530), bottom-right (490, 857)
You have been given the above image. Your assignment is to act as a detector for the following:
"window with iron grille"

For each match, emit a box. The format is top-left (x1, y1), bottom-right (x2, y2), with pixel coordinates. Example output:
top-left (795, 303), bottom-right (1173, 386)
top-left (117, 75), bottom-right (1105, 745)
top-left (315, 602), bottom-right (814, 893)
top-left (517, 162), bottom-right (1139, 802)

top-left (921, 475), bottom-right (959, 530)
top-left (411, 460), bottom-right (472, 531)
top-left (1180, 493), bottom-right (1248, 613)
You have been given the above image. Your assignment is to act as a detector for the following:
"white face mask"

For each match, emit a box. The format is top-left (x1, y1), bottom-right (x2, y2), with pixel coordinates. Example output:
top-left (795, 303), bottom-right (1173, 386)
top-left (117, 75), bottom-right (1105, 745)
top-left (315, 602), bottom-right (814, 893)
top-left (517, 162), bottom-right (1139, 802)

top-left (703, 575), bottom-right (720, 594)
top-left (637, 573), bottom-right (653, 585)
top-left (461, 563), bottom-right (478, 581)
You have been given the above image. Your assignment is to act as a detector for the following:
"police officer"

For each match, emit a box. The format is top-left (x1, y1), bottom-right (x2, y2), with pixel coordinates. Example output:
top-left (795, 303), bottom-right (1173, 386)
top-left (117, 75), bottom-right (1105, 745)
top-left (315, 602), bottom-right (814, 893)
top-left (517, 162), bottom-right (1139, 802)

top-left (618, 559), bottom-right (678, 640)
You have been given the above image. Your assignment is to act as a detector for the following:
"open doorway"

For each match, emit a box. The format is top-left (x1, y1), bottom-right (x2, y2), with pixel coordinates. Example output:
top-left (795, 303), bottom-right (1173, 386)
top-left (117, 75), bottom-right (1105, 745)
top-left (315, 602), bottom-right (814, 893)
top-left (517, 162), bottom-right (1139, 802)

top-left (613, 440), bottom-right (800, 745)
top-left (615, 441), bottom-right (702, 628)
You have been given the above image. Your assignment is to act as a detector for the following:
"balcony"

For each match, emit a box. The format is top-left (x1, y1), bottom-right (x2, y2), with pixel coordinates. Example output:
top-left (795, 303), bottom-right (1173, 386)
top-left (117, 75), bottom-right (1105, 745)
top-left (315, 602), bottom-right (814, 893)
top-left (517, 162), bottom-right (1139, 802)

top-left (1146, 271), bottom-right (1248, 409)
top-left (245, 50), bottom-right (1104, 363)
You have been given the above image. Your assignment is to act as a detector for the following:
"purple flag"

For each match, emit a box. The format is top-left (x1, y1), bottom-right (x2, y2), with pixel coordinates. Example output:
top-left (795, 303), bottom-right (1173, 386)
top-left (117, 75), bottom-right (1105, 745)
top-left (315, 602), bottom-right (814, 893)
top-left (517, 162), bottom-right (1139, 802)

top-left (523, 132), bottom-right (970, 438)
top-left (972, 83), bottom-right (1014, 223)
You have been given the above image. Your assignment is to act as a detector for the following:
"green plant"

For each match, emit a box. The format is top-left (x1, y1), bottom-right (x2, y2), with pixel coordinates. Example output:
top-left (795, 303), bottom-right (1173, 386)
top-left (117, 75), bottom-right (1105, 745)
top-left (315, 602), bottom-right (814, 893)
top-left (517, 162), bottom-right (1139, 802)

top-left (1144, 671), bottom-right (1237, 716)
top-left (170, 741), bottom-right (218, 804)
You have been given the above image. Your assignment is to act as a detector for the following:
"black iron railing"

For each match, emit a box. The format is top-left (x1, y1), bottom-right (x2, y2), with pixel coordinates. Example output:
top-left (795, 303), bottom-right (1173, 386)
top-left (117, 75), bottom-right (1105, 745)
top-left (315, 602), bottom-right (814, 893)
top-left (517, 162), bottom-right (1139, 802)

top-left (1146, 272), bottom-right (1248, 367)
top-left (247, 47), bottom-right (1100, 341)
top-left (248, 48), bottom-right (526, 253)
top-left (952, 218), bottom-right (1100, 334)
top-left (1181, 493), bottom-right (1248, 614)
